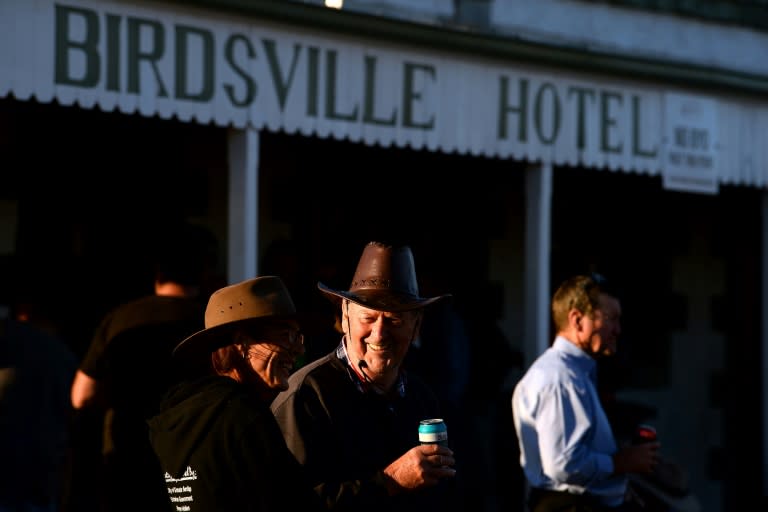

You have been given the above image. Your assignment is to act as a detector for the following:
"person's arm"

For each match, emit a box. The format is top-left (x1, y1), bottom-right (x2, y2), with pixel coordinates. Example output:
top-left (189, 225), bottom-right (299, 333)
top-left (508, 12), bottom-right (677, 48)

top-left (70, 369), bottom-right (102, 409)
top-left (71, 313), bottom-right (113, 409)
top-left (536, 382), bottom-right (614, 487)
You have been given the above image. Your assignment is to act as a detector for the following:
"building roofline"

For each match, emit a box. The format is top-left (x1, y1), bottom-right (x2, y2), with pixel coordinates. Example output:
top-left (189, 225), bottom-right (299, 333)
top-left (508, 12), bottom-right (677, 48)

top-left (159, 0), bottom-right (768, 97)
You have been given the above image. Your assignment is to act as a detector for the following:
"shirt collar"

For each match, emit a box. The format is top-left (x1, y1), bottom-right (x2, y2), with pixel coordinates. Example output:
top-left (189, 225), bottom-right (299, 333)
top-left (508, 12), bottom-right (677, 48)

top-left (553, 335), bottom-right (597, 382)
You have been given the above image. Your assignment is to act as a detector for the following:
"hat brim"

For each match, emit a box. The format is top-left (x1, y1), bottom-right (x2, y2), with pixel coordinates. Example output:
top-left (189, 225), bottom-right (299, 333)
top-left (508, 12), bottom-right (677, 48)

top-left (317, 282), bottom-right (450, 312)
top-left (628, 475), bottom-right (701, 512)
top-left (172, 315), bottom-right (297, 362)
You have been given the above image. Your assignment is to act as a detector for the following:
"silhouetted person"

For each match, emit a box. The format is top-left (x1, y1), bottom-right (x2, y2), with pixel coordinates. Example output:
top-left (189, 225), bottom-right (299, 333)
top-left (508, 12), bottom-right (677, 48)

top-left (0, 301), bottom-right (77, 512)
top-left (148, 276), bottom-right (323, 512)
top-left (68, 222), bottom-right (212, 512)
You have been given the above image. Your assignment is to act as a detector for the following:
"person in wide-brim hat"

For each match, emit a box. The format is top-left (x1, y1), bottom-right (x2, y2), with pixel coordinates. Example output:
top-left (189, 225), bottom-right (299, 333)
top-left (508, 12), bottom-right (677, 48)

top-left (317, 241), bottom-right (450, 312)
top-left (173, 275), bottom-right (300, 363)
top-left (147, 275), bottom-right (323, 512)
top-left (271, 241), bottom-right (458, 512)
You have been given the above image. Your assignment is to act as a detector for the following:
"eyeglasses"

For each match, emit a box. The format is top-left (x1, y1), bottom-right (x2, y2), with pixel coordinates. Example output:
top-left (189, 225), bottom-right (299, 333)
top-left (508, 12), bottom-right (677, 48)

top-left (243, 329), bottom-right (304, 360)
top-left (287, 331), bottom-right (304, 347)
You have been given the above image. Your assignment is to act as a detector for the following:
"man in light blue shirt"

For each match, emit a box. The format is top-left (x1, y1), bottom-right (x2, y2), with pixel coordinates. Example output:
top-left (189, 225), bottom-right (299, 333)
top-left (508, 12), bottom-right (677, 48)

top-left (512, 274), bottom-right (660, 511)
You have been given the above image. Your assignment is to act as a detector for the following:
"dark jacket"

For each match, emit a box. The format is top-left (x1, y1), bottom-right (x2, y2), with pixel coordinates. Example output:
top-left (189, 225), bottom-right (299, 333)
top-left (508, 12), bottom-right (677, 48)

top-left (148, 375), bottom-right (323, 512)
top-left (0, 318), bottom-right (77, 507)
top-left (271, 348), bottom-right (456, 512)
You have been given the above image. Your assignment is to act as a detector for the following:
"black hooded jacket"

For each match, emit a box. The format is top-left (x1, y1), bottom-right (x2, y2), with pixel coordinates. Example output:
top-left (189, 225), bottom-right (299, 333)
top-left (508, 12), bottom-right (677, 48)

top-left (148, 375), bottom-right (322, 512)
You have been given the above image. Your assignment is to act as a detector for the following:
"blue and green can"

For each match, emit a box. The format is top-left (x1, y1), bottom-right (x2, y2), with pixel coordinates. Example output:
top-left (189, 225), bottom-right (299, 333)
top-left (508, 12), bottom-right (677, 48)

top-left (418, 418), bottom-right (448, 446)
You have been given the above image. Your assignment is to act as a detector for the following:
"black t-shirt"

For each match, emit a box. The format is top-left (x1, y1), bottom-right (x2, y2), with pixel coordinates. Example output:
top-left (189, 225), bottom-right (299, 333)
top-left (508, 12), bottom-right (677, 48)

top-left (80, 294), bottom-right (204, 422)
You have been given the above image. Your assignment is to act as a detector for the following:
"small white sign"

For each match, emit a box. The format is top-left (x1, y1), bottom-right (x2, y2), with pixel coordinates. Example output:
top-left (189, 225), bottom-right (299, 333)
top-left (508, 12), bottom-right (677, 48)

top-left (662, 93), bottom-right (719, 194)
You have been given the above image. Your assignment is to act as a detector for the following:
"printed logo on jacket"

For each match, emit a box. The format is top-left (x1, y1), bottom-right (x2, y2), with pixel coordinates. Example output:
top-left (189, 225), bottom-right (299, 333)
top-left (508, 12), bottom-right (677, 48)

top-left (165, 466), bottom-right (197, 512)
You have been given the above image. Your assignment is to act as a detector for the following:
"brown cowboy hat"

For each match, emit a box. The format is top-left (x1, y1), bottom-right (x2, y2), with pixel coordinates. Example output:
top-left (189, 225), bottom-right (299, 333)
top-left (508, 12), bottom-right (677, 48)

top-left (317, 241), bottom-right (450, 312)
top-left (173, 276), bottom-right (298, 361)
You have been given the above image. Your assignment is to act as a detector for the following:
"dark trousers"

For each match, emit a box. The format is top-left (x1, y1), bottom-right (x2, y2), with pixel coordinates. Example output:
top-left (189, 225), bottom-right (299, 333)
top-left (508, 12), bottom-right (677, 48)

top-left (528, 488), bottom-right (642, 512)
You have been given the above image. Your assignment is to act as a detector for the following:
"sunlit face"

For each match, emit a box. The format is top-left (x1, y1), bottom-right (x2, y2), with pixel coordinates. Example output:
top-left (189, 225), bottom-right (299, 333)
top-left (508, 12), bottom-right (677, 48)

top-left (243, 322), bottom-right (304, 392)
top-left (587, 293), bottom-right (622, 357)
top-left (342, 301), bottom-right (421, 381)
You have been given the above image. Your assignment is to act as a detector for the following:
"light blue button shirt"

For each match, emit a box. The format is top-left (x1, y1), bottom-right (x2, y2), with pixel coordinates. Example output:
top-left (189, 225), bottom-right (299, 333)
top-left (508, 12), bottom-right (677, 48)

top-left (512, 336), bottom-right (626, 507)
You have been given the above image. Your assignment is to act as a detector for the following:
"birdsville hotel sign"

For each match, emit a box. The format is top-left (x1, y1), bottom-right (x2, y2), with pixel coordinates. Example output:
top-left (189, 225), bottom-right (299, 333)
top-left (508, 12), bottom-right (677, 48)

top-left (2, 0), bottom-right (765, 193)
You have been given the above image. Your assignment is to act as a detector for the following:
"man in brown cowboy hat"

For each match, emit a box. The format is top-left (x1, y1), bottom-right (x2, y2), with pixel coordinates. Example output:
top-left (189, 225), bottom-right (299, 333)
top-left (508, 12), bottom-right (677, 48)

top-left (147, 276), bottom-right (323, 512)
top-left (271, 241), bottom-right (459, 512)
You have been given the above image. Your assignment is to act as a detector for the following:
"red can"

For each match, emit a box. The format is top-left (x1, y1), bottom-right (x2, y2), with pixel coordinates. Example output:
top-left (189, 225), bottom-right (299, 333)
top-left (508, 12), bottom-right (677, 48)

top-left (633, 424), bottom-right (657, 444)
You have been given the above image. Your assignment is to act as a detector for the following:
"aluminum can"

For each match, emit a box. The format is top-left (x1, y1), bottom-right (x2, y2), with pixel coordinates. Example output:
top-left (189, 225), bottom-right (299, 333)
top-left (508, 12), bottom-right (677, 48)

top-left (632, 424), bottom-right (657, 445)
top-left (418, 418), bottom-right (448, 446)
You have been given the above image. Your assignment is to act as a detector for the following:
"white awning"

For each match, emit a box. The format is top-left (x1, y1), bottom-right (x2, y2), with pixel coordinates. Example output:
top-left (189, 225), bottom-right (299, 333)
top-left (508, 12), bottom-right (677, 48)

top-left (1, 0), bottom-right (766, 190)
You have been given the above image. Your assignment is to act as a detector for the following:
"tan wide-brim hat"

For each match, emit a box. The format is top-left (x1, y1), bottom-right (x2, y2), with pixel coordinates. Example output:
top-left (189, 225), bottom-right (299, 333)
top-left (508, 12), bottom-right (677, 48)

top-left (173, 275), bottom-right (297, 362)
top-left (318, 241), bottom-right (450, 312)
